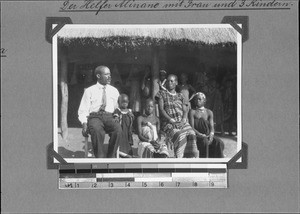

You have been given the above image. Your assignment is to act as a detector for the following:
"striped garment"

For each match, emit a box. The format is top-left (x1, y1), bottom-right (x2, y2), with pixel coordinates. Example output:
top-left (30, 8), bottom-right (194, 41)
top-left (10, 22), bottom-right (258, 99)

top-left (138, 125), bottom-right (169, 158)
top-left (166, 122), bottom-right (199, 158)
top-left (156, 90), bottom-right (199, 158)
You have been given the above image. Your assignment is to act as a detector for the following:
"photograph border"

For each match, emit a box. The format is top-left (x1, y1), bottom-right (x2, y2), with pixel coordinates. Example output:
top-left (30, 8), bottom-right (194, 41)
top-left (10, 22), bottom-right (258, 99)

top-left (52, 23), bottom-right (242, 164)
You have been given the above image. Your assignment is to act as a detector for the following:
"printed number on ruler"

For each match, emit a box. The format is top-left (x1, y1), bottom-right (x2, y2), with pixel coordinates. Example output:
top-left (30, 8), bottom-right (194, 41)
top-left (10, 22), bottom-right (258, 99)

top-left (64, 183), bottom-right (79, 188)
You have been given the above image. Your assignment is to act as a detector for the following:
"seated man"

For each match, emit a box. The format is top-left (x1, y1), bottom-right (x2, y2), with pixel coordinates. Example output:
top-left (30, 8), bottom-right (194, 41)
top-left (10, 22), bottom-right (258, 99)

top-left (78, 65), bottom-right (122, 158)
top-left (137, 98), bottom-right (169, 158)
top-left (155, 74), bottom-right (199, 158)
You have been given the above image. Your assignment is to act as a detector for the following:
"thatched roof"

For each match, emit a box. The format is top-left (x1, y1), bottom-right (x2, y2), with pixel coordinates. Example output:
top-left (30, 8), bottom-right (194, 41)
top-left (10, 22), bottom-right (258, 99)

top-left (57, 25), bottom-right (237, 49)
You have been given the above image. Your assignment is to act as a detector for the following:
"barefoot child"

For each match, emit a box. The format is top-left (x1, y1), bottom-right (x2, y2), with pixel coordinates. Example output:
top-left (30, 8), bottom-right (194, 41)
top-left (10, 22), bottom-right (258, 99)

top-left (189, 92), bottom-right (224, 158)
top-left (113, 94), bottom-right (134, 157)
top-left (137, 99), bottom-right (169, 158)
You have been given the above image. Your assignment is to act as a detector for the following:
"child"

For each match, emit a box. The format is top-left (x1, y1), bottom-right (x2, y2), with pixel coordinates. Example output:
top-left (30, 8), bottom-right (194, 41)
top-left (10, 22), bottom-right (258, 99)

top-left (137, 98), bottom-right (169, 158)
top-left (113, 94), bottom-right (134, 157)
top-left (189, 92), bottom-right (224, 158)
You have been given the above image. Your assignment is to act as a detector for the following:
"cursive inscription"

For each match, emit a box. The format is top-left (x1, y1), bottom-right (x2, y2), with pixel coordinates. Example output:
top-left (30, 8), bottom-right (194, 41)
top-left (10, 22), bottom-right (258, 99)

top-left (183, 0), bottom-right (210, 8)
top-left (59, 0), bottom-right (293, 15)
top-left (61, 0), bottom-right (111, 15)
top-left (115, 0), bottom-right (160, 9)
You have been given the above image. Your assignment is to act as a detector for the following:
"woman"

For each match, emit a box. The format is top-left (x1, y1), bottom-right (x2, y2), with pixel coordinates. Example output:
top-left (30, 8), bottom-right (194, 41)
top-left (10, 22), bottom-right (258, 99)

top-left (156, 74), bottom-right (199, 158)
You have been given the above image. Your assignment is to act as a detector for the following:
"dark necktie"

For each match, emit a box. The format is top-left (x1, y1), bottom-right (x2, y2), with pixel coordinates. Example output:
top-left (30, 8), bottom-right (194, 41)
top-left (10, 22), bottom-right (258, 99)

top-left (99, 86), bottom-right (106, 111)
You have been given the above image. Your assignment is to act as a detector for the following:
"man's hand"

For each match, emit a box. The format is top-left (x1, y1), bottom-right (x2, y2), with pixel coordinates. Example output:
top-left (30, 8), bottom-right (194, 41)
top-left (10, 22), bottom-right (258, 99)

top-left (114, 117), bottom-right (120, 123)
top-left (113, 114), bottom-right (120, 123)
top-left (82, 123), bottom-right (89, 137)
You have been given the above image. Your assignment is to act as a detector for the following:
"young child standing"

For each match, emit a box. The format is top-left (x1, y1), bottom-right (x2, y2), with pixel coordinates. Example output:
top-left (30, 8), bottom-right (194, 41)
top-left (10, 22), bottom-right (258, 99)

top-left (189, 92), bottom-right (224, 158)
top-left (113, 94), bottom-right (134, 157)
top-left (137, 98), bottom-right (169, 158)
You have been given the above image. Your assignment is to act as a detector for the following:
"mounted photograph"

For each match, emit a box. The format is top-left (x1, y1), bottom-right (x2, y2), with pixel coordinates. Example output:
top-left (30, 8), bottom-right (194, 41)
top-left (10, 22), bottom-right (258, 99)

top-left (53, 24), bottom-right (242, 163)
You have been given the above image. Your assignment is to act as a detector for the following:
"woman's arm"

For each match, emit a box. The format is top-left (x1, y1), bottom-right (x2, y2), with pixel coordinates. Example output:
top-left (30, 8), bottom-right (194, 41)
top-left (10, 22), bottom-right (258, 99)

top-left (177, 94), bottom-right (188, 126)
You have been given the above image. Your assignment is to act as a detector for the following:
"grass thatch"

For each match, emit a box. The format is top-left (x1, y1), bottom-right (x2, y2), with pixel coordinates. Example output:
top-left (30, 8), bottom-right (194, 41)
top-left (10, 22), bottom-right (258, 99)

top-left (58, 26), bottom-right (237, 49)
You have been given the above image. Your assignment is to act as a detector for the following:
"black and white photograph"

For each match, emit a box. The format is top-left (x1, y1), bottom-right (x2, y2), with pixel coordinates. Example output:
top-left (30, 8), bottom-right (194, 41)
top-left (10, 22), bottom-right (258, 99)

top-left (53, 24), bottom-right (242, 163)
top-left (1, 0), bottom-right (299, 212)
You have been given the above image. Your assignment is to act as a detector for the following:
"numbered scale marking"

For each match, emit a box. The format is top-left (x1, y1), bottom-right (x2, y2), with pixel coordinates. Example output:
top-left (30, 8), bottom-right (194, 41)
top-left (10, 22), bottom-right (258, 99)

top-left (59, 171), bottom-right (227, 189)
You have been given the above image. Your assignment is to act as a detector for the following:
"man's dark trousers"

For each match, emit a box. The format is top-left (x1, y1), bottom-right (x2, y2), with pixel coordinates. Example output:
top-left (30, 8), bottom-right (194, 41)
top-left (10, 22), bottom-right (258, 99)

top-left (88, 112), bottom-right (122, 158)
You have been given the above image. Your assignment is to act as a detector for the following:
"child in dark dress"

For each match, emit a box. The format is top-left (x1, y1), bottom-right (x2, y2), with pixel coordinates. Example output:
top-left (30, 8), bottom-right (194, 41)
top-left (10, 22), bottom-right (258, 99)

top-left (113, 94), bottom-right (134, 157)
top-left (189, 92), bottom-right (224, 158)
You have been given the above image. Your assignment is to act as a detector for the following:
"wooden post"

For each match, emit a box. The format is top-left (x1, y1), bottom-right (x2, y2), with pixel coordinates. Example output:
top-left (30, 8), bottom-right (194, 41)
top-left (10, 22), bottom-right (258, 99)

top-left (151, 47), bottom-right (160, 116)
top-left (59, 47), bottom-right (69, 140)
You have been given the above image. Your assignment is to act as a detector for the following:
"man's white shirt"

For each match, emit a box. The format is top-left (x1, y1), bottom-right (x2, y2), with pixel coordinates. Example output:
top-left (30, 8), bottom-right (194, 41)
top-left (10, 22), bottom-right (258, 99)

top-left (78, 82), bottom-right (120, 124)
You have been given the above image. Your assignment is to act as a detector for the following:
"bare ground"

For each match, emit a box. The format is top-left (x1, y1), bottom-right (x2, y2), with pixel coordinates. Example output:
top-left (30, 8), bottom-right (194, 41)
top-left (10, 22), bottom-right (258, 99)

top-left (57, 128), bottom-right (237, 159)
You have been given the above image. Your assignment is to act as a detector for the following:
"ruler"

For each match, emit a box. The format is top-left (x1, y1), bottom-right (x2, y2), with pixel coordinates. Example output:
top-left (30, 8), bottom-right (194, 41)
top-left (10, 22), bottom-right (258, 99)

top-left (58, 163), bottom-right (227, 189)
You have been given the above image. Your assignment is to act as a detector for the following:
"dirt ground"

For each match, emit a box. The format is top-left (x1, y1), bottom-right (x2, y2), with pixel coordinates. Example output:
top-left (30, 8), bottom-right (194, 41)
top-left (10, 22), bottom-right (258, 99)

top-left (57, 127), bottom-right (237, 159)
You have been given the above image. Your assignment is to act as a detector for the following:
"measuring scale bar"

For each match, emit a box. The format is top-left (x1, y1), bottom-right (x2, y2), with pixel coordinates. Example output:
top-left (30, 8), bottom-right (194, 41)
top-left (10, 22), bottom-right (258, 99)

top-left (59, 172), bottom-right (227, 189)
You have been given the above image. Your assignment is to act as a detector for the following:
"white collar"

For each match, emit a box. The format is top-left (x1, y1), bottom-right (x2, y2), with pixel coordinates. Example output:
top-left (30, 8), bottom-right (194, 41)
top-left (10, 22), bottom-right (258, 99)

top-left (97, 82), bottom-right (108, 89)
